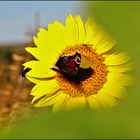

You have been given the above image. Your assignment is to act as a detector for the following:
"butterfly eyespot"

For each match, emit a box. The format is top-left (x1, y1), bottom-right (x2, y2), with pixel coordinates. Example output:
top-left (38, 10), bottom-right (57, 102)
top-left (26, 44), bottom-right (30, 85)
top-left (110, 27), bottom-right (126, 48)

top-left (63, 57), bottom-right (69, 65)
top-left (75, 56), bottom-right (81, 64)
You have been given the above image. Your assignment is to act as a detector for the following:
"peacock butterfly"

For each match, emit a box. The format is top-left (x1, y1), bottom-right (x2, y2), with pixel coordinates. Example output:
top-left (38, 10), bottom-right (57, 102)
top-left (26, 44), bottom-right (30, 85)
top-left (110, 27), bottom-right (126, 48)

top-left (51, 52), bottom-right (93, 83)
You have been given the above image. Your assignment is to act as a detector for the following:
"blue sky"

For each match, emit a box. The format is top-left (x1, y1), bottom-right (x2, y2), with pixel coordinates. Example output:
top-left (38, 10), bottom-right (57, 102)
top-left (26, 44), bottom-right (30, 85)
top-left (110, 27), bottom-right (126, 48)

top-left (0, 1), bottom-right (86, 44)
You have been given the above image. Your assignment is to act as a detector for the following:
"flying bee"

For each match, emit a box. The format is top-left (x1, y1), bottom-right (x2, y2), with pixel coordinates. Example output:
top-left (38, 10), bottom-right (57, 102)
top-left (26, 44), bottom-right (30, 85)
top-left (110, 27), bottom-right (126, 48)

top-left (20, 67), bottom-right (31, 77)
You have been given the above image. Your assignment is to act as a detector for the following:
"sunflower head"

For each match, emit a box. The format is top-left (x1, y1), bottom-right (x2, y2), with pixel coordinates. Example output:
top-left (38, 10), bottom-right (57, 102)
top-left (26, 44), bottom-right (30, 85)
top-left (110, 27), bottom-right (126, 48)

top-left (23, 14), bottom-right (133, 112)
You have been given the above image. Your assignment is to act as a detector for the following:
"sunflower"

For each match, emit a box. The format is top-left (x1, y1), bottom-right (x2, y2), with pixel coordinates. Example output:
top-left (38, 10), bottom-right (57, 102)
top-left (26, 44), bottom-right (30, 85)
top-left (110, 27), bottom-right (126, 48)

top-left (23, 14), bottom-right (133, 112)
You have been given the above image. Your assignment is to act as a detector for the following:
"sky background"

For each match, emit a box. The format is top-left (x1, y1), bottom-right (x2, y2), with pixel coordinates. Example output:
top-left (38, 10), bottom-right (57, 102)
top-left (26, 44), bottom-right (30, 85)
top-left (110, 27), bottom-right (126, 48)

top-left (0, 1), bottom-right (85, 44)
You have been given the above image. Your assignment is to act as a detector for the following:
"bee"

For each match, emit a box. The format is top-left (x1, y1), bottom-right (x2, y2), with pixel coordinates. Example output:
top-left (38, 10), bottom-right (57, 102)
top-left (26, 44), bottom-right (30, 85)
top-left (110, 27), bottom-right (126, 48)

top-left (83, 44), bottom-right (93, 47)
top-left (20, 67), bottom-right (31, 77)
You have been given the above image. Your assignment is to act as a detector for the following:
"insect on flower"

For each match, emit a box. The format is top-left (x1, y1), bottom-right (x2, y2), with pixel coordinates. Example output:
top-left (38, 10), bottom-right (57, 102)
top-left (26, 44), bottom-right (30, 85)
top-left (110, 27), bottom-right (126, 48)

top-left (51, 51), bottom-right (93, 83)
top-left (51, 52), bottom-right (81, 76)
top-left (20, 67), bottom-right (31, 77)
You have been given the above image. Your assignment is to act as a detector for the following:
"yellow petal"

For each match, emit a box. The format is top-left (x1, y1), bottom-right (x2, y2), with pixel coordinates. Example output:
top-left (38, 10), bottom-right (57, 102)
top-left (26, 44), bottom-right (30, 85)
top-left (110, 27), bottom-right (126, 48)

top-left (84, 16), bottom-right (100, 44)
top-left (96, 38), bottom-right (116, 54)
top-left (84, 16), bottom-right (115, 54)
top-left (34, 91), bottom-right (64, 107)
top-left (87, 94), bottom-right (102, 109)
top-left (64, 96), bottom-right (86, 110)
top-left (25, 47), bottom-right (39, 60)
top-left (31, 79), bottom-right (59, 100)
top-left (75, 15), bottom-right (85, 43)
top-left (27, 68), bottom-right (56, 78)
top-left (47, 21), bottom-right (66, 52)
top-left (100, 83), bottom-right (126, 100)
top-left (35, 25), bottom-right (65, 53)
top-left (25, 47), bottom-right (55, 63)
top-left (64, 14), bottom-right (78, 45)
top-left (52, 93), bottom-right (68, 112)
top-left (107, 72), bottom-right (134, 87)
top-left (107, 62), bottom-right (133, 72)
top-left (23, 60), bottom-right (56, 78)
top-left (26, 75), bottom-right (40, 84)
top-left (33, 23), bottom-right (65, 64)
top-left (105, 52), bottom-right (131, 66)
top-left (97, 89), bottom-right (119, 108)
top-left (84, 16), bottom-right (96, 44)
top-left (34, 28), bottom-right (50, 51)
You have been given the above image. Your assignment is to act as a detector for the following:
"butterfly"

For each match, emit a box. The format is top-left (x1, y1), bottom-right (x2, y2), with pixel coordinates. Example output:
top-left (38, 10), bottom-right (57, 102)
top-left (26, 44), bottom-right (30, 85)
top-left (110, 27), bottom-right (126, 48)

top-left (51, 52), bottom-right (93, 83)
top-left (51, 52), bottom-right (81, 77)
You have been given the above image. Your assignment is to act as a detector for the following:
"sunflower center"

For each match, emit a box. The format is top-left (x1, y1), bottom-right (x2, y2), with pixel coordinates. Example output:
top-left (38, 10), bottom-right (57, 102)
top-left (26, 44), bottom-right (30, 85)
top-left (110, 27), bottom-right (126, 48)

top-left (55, 44), bottom-right (108, 97)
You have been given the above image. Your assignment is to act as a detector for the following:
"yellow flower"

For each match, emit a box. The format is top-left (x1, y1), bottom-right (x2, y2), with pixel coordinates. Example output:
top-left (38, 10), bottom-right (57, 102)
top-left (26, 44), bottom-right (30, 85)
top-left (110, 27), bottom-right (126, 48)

top-left (23, 14), bottom-right (133, 112)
